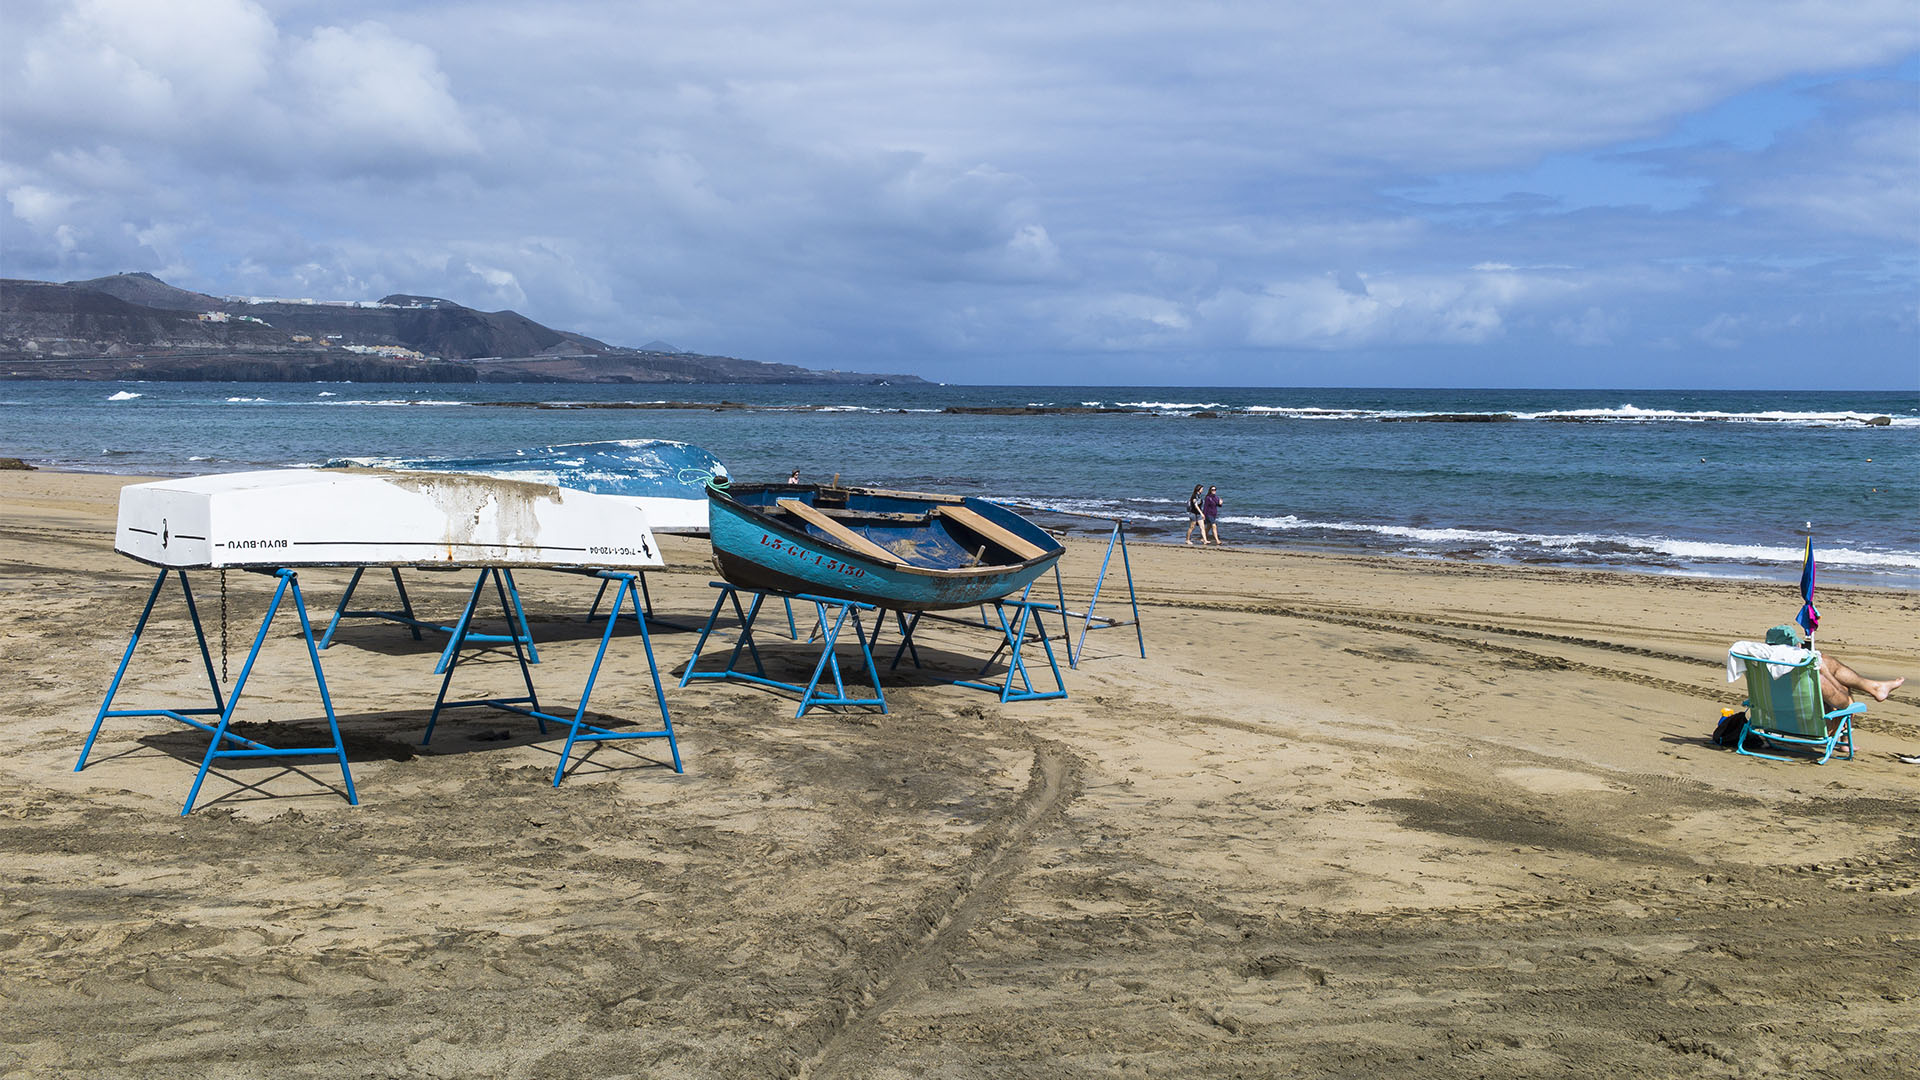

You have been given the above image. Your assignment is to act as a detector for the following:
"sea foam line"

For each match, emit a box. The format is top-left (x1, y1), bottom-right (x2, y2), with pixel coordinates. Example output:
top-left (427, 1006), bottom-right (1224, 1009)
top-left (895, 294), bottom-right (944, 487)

top-left (1233, 404), bottom-right (1913, 426)
top-left (1223, 514), bottom-right (1920, 570)
top-left (1018, 494), bottom-right (1918, 571)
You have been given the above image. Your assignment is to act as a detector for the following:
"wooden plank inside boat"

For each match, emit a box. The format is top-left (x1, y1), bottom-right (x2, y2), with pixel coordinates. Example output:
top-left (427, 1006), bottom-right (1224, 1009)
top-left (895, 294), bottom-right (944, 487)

top-left (776, 499), bottom-right (905, 565)
top-left (804, 506), bottom-right (932, 524)
top-left (936, 505), bottom-right (1049, 561)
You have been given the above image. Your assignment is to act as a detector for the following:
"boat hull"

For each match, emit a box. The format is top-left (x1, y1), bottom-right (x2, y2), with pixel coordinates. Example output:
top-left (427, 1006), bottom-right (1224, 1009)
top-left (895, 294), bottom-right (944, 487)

top-left (116, 469), bottom-right (665, 571)
top-left (707, 484), bottom-right (1062, 611)
top-left (329, 439), bottom-right (726, 534)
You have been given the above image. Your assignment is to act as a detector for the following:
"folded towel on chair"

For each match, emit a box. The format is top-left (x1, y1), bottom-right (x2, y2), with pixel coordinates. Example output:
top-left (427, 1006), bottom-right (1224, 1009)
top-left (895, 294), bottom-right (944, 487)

top-left (1728, 641), bottom-right (1814, 681)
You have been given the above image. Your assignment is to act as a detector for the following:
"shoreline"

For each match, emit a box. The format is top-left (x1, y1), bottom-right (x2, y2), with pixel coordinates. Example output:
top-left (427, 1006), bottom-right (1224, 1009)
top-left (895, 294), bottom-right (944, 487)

top-left (16, 464), bottom-right (1915, 592)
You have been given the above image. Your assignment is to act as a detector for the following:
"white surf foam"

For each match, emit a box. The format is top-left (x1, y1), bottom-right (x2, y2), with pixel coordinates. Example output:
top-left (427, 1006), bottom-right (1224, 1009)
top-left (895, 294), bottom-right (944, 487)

top-left (1516, 404), bottom-right (1911, 426)
top-left (1234, 402), bottom-right (1912, 426)
top-left (1116, 400), bottom-right (1230, 411)
top-left (1014, 495), bottom-right (1184, 522)
top-left (1224, 514), bottom-right (1920, 571)
top-left (327, 398), bottom-right (475, 407)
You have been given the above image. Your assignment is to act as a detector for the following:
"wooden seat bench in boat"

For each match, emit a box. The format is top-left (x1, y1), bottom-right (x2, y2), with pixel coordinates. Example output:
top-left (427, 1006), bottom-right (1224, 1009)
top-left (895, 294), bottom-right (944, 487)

top-left (776, 499), bottom-right (906, 565)
top-left (935, 505), bottom-right (1049, 561)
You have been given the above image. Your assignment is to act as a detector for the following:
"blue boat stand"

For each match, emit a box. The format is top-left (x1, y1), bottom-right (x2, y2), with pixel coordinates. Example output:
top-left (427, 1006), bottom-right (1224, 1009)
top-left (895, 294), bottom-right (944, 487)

top-left (888, 596), bottom-right (1068, 703)
top-left (1045, 514), bottom-right (1146, 669)
top-left (680, 583), bottom-right (888, 716)
top-left (588, 571), bottom-right (655, 622)
top-left (78, 567), bottom-right (357, 816)
top-left (680, 582), bottom-right (1069, 713)
top-left (426, 568), bottom-right (681, 784)
top-left (320, 566), bottom-right (541, 673)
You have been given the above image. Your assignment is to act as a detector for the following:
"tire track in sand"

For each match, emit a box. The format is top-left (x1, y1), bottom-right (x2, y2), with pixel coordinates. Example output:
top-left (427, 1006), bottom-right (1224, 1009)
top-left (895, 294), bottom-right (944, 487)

top-left (1135, 596), bottom-right (1917, 736)
top-left (796, 740), bottom-right (1076, 1080)
top-left (1155, 597), bottom-right (1754, 705)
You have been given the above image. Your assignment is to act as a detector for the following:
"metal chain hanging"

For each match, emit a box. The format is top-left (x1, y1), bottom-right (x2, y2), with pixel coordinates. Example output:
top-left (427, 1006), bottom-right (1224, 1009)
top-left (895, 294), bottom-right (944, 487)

top-left (219, 569), bottom-right (229, 684)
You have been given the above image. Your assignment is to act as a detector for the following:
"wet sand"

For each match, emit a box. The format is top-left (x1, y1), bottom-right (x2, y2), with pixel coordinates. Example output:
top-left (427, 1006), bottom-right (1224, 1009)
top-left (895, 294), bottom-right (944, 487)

top-left (1, 470), bottom-right (1916, 1078)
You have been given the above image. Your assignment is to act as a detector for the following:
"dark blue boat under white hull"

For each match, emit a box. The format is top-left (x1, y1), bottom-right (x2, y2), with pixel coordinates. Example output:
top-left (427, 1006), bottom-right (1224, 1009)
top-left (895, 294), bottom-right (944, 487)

top-left (707, 483), bottom-right (1064, 611)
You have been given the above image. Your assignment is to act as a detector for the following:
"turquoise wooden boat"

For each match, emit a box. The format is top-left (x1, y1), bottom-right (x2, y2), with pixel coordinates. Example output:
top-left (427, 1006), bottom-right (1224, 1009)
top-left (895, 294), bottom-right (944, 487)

top-left (707, 482), bottom-right (1064, 610)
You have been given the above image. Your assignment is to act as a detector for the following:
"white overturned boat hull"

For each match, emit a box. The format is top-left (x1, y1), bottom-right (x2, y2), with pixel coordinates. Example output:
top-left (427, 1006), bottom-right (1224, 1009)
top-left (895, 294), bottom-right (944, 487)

top-left (329, 440), bottom-right (726, 534)
top-left (115, 470), bottom-right (664, 570)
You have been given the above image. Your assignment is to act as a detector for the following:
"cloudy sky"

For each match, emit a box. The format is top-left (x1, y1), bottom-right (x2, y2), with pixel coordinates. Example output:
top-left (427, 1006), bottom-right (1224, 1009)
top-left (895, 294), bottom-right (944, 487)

top-left (3, 1), bottom-right (1916, 386)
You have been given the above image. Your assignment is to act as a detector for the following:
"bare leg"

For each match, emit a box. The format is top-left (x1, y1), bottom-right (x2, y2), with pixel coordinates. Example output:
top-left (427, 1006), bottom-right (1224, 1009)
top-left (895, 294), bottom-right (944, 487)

top-left (1821, 654), bottom-right (1904, 706)
top-left (1818, 668), bottom-right (1853, 712)
top-left (1185, 519), bottom-right (1197, 544)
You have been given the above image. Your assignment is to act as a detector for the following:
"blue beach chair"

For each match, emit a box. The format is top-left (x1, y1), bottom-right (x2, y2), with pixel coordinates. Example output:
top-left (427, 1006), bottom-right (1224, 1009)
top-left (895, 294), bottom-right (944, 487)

top-left (1729, 648), bottom-right (1862, 764)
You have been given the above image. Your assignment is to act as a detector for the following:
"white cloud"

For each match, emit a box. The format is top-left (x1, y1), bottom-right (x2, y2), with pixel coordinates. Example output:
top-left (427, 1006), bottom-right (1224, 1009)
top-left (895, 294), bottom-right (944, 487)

top-left (458, 260), bottom-right (526, 309)
top-left (286, 23), bottom-right (481, 162)
top-left (15, 0), bottom-right (277, 136)
top-left (1694, 312), bottom-right (1746, 349)
top-left (1553, 307), bottom-right (1622, 347)
top-left (1197, 269), bottom-right (1564, 350)
top-left (0, 2), bottom-right (1915, 383)
top-left (1048, 292), bottom-right (1193, 349)
top-left (1719, 83), bottom-right (1920, 242)
top-left (6, 185), bottom-right (75, 230)
top-left (4, 1), bottom-right (476, 174)
top-left (1001, 224), bottom-right (1064, 279)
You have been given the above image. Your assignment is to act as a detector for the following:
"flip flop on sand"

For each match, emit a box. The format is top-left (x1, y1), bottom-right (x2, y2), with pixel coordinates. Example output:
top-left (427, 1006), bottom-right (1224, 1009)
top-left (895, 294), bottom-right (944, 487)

top-left (1897, 754), bottom-right (1920, 765)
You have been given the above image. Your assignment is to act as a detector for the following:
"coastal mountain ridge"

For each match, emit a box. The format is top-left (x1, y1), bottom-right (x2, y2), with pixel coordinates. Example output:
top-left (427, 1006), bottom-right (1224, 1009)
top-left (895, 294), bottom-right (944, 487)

top-left (0, 273), bottom-right (925, 385)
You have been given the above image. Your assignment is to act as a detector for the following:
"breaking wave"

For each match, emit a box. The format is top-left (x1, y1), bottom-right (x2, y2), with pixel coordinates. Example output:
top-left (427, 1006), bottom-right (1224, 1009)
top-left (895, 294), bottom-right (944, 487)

top-left (1008, 493), bottom-right (1918, 579)
top-left (1221, 514), bottom-right (1920, 572)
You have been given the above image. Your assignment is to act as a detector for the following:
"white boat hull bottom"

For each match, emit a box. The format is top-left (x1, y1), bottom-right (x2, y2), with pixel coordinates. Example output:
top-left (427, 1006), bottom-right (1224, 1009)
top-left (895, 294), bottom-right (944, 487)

top-left (115, 469), bottom-right (665, 570)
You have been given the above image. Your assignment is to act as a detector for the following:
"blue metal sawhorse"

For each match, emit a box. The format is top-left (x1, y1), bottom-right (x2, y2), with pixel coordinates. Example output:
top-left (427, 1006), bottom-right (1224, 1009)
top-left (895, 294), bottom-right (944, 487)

top-left (587, 570), bottom-right (654, 622)
top-left (1048, 517), bottom-right (1145, 669)
top-left (679, 583), bottom-right (888, 716)
top-left (889, 597), bottom-right (1068, 702)
top-left (425, 569), bottom-right (681, 784)
top-left (78, 566), bottom-right (357, 815)
top-left (320, 565), bottom-right (541, 674)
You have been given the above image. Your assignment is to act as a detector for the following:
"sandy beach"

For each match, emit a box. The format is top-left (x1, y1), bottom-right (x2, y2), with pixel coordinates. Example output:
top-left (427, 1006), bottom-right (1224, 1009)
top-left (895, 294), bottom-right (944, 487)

top-left (2, 469), bottom-right (1916, 1079)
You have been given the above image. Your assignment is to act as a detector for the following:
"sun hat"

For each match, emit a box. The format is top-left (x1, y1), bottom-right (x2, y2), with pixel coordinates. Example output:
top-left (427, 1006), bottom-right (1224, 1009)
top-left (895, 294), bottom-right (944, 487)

top-left (1764, 623), bottom-right (1806, 647)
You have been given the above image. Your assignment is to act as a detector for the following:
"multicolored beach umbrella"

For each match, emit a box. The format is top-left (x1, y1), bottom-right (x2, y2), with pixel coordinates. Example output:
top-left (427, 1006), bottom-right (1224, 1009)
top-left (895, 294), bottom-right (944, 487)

top-left (1795, 536), bottom-right (1820, 636)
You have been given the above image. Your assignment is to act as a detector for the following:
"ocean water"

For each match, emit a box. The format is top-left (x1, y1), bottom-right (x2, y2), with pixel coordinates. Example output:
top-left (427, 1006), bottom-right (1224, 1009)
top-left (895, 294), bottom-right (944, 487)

top-left (3, 380), bottom-right (1916, 587)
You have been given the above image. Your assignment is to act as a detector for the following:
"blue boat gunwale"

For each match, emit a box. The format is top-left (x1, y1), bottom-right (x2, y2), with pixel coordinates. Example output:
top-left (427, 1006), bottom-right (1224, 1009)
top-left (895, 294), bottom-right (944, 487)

top-left (708, 482), bottom-right (1064, 580)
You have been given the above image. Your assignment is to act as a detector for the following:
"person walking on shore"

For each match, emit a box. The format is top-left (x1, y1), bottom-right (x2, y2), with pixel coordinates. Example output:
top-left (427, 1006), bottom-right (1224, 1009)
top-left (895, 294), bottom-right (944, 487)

top-left (1184, 484), bottom-right (1205, 545)
top-left (1201, 485), bottom-right (1222, 545)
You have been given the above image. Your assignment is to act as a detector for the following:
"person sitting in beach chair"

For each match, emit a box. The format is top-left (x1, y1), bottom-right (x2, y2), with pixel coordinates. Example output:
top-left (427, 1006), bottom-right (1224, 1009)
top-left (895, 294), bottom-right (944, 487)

top-left (1726, 625), bottom-right (1903, 764)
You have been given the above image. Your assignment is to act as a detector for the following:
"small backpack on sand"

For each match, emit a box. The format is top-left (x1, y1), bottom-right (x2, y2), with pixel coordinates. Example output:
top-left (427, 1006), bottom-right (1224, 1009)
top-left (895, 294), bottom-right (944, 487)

top-left (1712, 710), bottom-right (1749, 748)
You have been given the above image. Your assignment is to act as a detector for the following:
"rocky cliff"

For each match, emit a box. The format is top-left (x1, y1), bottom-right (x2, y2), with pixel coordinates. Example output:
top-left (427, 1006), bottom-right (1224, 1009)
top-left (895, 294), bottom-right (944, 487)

top-left (0, 273), bottom-right (926, 385)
